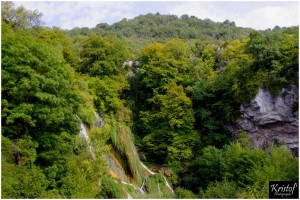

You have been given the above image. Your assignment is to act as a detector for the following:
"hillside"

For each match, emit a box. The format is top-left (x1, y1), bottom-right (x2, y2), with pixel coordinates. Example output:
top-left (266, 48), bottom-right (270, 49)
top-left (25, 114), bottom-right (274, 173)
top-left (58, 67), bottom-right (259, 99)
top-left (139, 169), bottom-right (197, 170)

top-left (1, 2), bottom-right (299, 199)
top-left (67, 13), bottom-right (255, 56)
top-left (68, 13), bottom-right (254, 40)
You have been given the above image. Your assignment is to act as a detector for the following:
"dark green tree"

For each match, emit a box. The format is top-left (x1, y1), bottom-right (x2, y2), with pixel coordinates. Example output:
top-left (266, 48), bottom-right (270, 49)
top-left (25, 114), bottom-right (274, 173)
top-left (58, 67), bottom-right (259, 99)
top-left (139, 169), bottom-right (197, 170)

top-left (80, 34), bottom-right (129, 77)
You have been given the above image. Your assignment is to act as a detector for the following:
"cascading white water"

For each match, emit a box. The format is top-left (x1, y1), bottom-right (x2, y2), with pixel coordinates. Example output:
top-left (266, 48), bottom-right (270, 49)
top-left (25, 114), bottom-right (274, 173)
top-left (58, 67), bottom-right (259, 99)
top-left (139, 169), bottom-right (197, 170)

top-left (163, 175), bottom-right (174, 194)
top-left (79, 121), bottom-right (95, 158)
top-left (104, 154), bottom-right (129, 183)
top-left (121, 181), bottom-right (141, 193)
top-left (158, 182), bottom-right (161, 193)
top-left (139, 177), bottom-right (147, 194)
top-left (121, 181), bottom-right (135, 188)
top-left (125, 191), bottom-right (132, 199)
top-left (80, 114), bottom-right (174, 197)
top-left (140, 162), bottom-right (174, 194)
top-left (80, 121), bottom-right (89, 140)
top-left (141, 162), bottom-right (155, 175)
top-left (80, 118), bottom-right (152, 198)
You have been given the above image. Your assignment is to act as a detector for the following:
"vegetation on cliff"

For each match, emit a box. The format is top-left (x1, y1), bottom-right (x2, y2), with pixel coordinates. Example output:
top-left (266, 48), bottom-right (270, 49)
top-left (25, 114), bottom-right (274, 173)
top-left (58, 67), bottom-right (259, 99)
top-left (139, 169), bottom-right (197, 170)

top-left (1, 2), bottom-right (298, 198)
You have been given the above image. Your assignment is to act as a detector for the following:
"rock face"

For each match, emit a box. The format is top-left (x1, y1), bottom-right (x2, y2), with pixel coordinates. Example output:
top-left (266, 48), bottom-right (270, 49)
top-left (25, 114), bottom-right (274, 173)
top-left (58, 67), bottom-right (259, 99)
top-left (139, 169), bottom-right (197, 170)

top-left (94, 112), bottom-right (104, 128)
top-left (150, 166), bottom-right (173, 177)
top-left (122, 60), bottom-right (140, 68)
top-left (230, 86), bottom-right (298, 154)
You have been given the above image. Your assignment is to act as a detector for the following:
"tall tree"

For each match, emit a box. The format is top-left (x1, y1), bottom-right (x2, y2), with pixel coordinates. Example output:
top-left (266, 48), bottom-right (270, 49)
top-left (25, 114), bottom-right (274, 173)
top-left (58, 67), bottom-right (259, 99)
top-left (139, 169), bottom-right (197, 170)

top-left (1, 1), bottom-right (44, 29)
top-left (80, 34), bottom-right (129, 77)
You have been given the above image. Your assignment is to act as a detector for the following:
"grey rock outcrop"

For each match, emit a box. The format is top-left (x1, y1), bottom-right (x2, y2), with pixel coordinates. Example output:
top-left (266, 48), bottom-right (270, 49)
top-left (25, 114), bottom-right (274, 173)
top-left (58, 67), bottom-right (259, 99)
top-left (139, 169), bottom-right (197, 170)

top-left (94, 112), bottom-right (104, 128)
top-left (122, 60), bottom-right (133, 68)
top-left (122, 60), bottom-right (140, 68)
top-left (229, 86), bottom-right (298, 153)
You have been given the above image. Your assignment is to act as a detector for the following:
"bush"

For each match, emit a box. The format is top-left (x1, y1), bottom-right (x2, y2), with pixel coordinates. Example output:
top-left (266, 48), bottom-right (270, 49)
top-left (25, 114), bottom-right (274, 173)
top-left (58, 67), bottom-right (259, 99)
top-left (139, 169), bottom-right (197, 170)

top-left (175, 187), bottom-right (198, 198)
top-left (200, 179), bottom-right (240, 199)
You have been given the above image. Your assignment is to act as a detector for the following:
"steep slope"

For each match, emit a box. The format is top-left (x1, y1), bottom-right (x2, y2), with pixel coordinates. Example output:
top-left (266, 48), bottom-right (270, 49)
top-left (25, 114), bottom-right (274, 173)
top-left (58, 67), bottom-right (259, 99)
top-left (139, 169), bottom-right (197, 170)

top-left (79, 114), bottom-right (175, 198)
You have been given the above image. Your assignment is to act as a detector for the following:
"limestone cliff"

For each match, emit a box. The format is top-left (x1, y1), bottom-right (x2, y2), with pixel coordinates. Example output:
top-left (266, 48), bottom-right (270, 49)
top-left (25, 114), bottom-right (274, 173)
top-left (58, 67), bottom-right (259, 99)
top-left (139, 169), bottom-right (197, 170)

top-left (228, 85), bottom-right (298, 155)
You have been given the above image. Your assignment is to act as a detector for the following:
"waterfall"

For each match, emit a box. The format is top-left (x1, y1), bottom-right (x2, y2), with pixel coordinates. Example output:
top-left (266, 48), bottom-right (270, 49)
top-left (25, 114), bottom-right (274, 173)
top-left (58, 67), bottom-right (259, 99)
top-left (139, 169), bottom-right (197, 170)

top-left (158, 182), bottom-right (161, 194)
top-left (104, 154), bottom-right (129, 183)
top-left (121, 181), bottom-right (142, 194)
top-left (141, 162), bottom-right (155, 175)
top-left (131, 143), bottom-right (175, 195)
top-left (80, 121), bottom-right (89, 140)
top-left (125, 191), bottom-right (132, 199)
top-left (140, 162), bottom-right (174, 194)
top-left (85, 116), bottom-right (175, 197)
top-left (163, 175), bottom-right (174, 194)
top-left (139, 177), bottom-right (147, 194)
top-left (79, 121), bottom-right (95, 158)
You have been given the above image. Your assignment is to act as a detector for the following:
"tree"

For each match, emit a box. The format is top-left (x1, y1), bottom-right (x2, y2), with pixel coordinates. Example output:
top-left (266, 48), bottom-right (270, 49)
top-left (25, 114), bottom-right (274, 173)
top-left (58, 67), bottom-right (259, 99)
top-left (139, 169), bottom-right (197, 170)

top-left (175, 187), bottom-right (198, 198)
top-left (1, 161), bottom-right (48, 198)
top-left (2, 29), bottom-right (81, 140)
top-left (140, 82), bottom-right (197, 168)
top-left (200, 179), bottom-right (240, 199)
top-left (221, 143), bottom-right (266, 187)
top-left (2, 22), bottom-right (87, 198)
top-left (245, 29), bottom-right (298, 93)
top-left (247, 146), bottom-right (299, 198)
top-left (196, 142), bottom-right (298, 198)
top-left (38, 27), bottom-right (80, 67)
top-left (194, 146), bottom-right (224, 189)
top-left (163, 39), bottom-right (190, 61)
top-left (1, 1), bottom-right (44, 29)
top-left (80, 34), bottom-right (129, 77)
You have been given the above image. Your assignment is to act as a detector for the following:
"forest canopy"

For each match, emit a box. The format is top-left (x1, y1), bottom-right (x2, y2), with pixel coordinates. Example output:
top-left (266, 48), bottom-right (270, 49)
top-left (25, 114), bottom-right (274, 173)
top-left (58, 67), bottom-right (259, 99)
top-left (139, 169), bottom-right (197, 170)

top-left (1, 2), bottom-right (299, 199)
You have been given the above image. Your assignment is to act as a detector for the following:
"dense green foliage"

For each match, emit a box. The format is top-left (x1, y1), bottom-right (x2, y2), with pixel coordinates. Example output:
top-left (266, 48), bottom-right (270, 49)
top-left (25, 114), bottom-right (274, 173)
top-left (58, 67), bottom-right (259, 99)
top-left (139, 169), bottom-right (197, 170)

top-left (198, 143), bottom-right (298, 198)
top-left (1, 1), bottom-right (44, 29)
top-left (67, 13), bottom-right (255, 57)
top-left (2, 2), bottom-right (299, 199)
top-left (128, 21), bottom-right (298, 196)
top-left (68, 13), bottom-right (253, 42)
top-left (1, 2), bottom-right (121, 198)
top-left (79, 34), bottom-right (130, 76)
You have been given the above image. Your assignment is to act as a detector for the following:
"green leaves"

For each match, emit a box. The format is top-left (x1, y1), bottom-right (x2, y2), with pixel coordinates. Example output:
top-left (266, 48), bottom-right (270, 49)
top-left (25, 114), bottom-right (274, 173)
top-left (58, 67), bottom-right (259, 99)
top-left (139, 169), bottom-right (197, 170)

top-left (68, 13), bottom-right (254, 44)
top-left (139, 82), bottom-right (196, 166)
top-left (6, 103), bottom-right (35, 127)
top-left (246, 28), bottom-right (299, 93)
top-left (150, 83), bottom-right (194, 128)
top-left (1, 163), bottom-right (48, 198)
top-left (1, 1), bottom-right (44, 29)
top-left (139, 40), bottom-right (190, 90)
top-left (80, 34), bottom-right (129, 76)
top-left (200, 179), bottom-right (239, 199)
top-left (2, 4), bottom-right (298, 198)
top-left (1, 19), bottom-right (101, 198)
top-left (195, 146), bottom-right (224, 188)
top-left (196, 143), bottom-right (298, 198)
top-left (175, 187), bottom-right (198, 199)
top-left (2, 25), bottom-right (80, 139)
